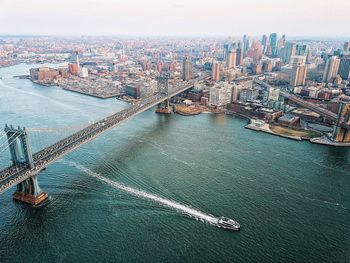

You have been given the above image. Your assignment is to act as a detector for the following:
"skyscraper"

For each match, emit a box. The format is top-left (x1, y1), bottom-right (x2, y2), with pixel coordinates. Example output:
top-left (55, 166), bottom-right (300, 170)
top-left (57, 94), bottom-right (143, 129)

top-left (277, 35), bottom-right (286, 54)
top-left (280, 34), bottom-right (286, 47)
top-left (323, 56), bottom-right (340, 82)
top-left (243, 35), bottom-right (249, 54)
top-left (269, 33), bottom-right (278, 57)
top-left (281, 42), bottom-right (296, 63)
top-left (236, 43), bottom-right (243, 66)
top-left (344, 42), bottom-right (350, 55)
top-left (305, 46), bottom-right (312, 64)
top-left (338, 56), bottom-right (350, 80)
top-left (223, 42), bottom-right (230, 60)
top-left (290, 56), bottom-right (307, 86)
top-left (226, 50), bottom-right (236, 69)
top-left (182, 56), bottom-right (192, 81)
top-left (75, 51), bottom-right (80, 71)
top-left (261, 34), bottom-right (268, 54)
top-left (212, 61), bottom-right (220, 82)
top-left (296, 44), bottom-right (308, 56)
top-left (246, 41), bottom-right (263, 62)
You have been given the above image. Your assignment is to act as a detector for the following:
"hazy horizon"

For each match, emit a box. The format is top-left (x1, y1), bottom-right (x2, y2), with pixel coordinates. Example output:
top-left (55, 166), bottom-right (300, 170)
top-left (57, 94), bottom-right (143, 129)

top-left (0, 0), bottom-right (349, 37)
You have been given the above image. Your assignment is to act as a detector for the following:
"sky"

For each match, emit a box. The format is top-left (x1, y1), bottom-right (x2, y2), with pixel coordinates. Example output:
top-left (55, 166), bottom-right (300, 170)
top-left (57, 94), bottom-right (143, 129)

top-left (0, 0), bottom-right (349, 37)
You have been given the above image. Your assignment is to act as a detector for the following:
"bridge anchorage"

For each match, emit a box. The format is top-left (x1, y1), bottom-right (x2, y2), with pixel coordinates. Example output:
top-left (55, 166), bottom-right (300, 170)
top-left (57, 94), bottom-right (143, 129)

top-left (4, 125), bottom-right (48, 205)
top-left (156, 72), bottom-right (172, 114)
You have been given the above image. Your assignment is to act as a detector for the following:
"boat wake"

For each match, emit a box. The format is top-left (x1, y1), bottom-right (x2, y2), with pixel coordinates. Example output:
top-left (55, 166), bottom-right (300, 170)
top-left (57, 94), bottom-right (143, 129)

top-left (64, 160), bottom-right (219, 225)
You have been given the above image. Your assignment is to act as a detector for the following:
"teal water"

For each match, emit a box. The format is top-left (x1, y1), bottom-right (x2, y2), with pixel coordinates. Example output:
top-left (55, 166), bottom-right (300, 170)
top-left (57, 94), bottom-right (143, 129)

top-left (0, 64), bottom-right (349, 263)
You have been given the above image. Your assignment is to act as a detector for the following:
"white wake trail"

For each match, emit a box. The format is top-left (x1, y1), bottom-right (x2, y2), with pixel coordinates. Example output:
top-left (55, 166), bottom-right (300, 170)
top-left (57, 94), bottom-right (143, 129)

top-left (65, 160), bottom-right (219, 225)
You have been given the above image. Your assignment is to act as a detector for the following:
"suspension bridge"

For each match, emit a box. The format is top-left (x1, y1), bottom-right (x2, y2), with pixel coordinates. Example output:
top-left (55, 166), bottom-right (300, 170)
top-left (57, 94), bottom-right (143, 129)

top-left (0, 74), bottom-right (209, 205)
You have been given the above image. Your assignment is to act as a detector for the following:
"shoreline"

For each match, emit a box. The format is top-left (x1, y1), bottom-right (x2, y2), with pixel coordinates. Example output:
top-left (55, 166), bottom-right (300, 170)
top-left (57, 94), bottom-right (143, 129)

top-left (30, 79), bottom-right (120, 99)
top-left (245, 120), bottom-right (303, 141)
top-left (174, 105), bottom-right (224, 116)
top-left (310, 137), bottom-right (350, 147)
top-left (7, 72), bottom-right (350, 147)
top-left (229, 111), bottom-right (349, 147)
top-left (61, 87), bottom-right (119, 99)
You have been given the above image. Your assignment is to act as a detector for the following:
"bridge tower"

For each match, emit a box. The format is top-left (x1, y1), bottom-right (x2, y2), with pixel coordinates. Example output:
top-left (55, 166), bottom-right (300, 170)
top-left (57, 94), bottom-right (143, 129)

top-left (156, 72), bottom-right (172, 114)
top-left (4, 125), bottom-right (48, 205)
top-left (331, 102), bottom-right (350, 143)
top-left (157, 71), bottom-right (169, 96)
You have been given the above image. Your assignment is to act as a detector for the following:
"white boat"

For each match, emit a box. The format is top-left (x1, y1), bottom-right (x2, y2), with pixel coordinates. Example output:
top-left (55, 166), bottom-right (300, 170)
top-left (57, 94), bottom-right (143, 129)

top-left (217, 217), bottom-right (240, 231)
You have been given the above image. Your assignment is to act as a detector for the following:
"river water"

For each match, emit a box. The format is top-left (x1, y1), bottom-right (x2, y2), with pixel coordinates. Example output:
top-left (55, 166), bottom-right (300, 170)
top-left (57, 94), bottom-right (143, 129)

top-left (0, 64), bottom-right (349, 262)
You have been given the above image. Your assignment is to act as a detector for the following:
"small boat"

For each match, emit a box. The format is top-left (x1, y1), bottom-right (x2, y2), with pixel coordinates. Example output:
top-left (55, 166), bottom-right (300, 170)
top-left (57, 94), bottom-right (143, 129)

top-left (217, 216), bottom-right (240, 231)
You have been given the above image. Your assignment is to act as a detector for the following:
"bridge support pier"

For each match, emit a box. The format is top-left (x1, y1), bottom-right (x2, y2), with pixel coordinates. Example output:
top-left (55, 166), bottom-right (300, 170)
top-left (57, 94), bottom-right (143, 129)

top-left (13, 175), bottom-right (48, 205)
top-left (155, 71), bottom-right (172, 114)
top-left (155, 99), bottom-right (172, 114)
top-left (331, 102), bottom-right (350, 142)
top-left (3, 125), bottom-right (48, 205)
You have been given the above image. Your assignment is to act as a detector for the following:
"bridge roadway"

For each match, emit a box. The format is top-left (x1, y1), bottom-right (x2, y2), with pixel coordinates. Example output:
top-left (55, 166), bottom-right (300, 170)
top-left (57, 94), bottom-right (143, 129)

top-left (0, 76), bottom-right (209, 194)
top-left (253, 79), bottom-right (337, 121)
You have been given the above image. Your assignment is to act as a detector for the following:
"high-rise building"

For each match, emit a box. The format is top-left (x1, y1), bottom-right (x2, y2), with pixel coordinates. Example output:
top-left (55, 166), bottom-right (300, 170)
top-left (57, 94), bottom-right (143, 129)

top-left (263, 61), bottom-right (273, 72)
top-left (281, 42), bottom-right (296, 63)
top-left (239, 88), bottom-right (259, 102)
top-left (344, 42), bottom-right (350, 55)
top-left (212, 61), bottom-right (220, 82)
top-left (236, 43), bottom-right (243, 66)
top-left (231, 80), bottom-right (253, 102)
top-left (226, 50), bottom-right (236, 69)
top-left (75, 51), bottom-right (80, 72)
top-left (338, 56), bottom-right (350, 80)
top-left (247, 41), bottom-right (263, 62)
top-left (156, 61), bottom-right (163, 73)
top-left (290, 56), bottom-right (307, 87)
top-left (223, 42), bottom-right (230, 60)
top-left (269, 33), bottom-right (278, 57)
top-left (323, 56), bottom-right (340, 82)
top-left (252, 63), bottom-right (262, 75)
top-left (243, 35), bottom-right (249, 54)
top-left (277, 35), bottom-right (286, 55)
top-left (261, 34), bottom-right (268, 53)
top-left (296, 44), bottom-right (307, 56)
top-left (280, 35), bottom-right (286, 47)
top-left (182, 56), bottom-right (192, 81)
top-left (231, 84), bottom-right (242, 102)
top-left (305, 46), bottom-right (312, 64)
top-left (209, 82), bottom-right (232, 107)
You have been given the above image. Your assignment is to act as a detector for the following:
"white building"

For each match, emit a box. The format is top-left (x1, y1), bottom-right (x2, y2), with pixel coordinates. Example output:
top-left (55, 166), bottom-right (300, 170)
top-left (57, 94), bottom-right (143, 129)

top-left (268, 88), bottom-right (280, 101)
top-left (209, 82), bottom-right (232, 107)
top-left (79, 67), bottom-right (89, 78)
top-left (308, 86), bottom-right (319, 98)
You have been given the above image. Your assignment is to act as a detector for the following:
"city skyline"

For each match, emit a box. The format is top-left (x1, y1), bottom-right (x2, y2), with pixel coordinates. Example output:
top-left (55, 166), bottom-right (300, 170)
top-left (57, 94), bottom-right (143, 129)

top-left (0, 0), bottom-right (350, 37)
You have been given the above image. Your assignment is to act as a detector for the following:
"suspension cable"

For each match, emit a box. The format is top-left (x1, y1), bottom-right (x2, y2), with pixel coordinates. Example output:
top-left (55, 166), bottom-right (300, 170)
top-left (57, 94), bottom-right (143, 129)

top-left (0, 133), bottom-right (21, 151)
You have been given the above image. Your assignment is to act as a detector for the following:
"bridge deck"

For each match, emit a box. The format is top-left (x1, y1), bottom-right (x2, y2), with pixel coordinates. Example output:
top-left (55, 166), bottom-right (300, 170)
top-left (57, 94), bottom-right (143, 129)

top-left (0, 76), bottom-right (208, 194)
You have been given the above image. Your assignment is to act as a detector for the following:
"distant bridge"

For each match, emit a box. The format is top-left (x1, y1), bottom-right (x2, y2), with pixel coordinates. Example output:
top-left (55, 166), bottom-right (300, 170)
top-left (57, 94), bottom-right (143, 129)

top-left (254, 78), bottom-right (350, 142)
top-left (0, 74), bottom-right (209, 204)
top-left (253, 79), bottom-right (337, 121)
